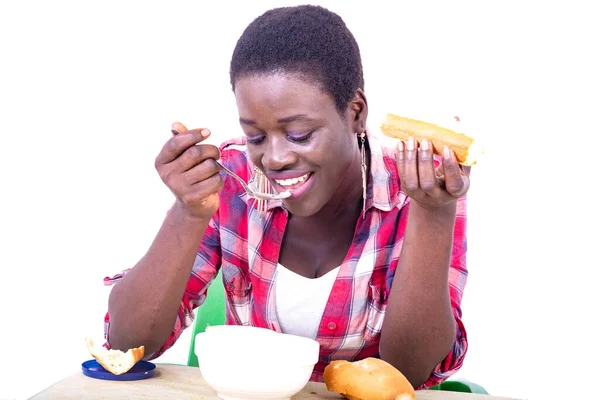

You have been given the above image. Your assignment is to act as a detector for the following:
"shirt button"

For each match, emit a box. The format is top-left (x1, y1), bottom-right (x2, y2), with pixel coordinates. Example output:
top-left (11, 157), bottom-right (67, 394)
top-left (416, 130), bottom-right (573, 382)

top-left (327, 322), bottom-right (336, 330)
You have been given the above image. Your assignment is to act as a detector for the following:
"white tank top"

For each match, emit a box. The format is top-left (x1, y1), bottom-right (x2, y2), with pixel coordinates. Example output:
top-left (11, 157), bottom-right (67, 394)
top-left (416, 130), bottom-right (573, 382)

top-left (275, 263), bottom-right (340, 340)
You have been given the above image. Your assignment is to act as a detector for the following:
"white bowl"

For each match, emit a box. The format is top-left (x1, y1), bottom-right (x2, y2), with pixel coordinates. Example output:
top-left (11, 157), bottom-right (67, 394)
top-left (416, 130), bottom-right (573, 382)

top-left (194, 325), bottom-right (320, 400)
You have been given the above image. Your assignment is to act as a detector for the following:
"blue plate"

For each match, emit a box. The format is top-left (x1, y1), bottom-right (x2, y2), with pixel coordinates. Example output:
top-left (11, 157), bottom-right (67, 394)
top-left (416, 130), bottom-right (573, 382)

top-left (82, 359), bottom-right (156, 381)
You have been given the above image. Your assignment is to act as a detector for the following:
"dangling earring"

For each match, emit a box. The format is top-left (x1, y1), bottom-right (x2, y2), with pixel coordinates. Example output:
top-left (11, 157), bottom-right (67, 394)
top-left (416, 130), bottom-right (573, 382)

top-left (250, 167), bottom-right (272, 214)
top-left (359, 131), bottom-right (367, 218)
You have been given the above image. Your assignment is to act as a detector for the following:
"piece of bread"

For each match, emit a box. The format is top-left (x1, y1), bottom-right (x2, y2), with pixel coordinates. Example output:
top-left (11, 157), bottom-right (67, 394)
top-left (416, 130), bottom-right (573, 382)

top-left (85, 337), bottom-right (144, 375)
top-left (380, 113), bottom-right (483, 166)
top-left (323, 357), bottom-right (415, 400)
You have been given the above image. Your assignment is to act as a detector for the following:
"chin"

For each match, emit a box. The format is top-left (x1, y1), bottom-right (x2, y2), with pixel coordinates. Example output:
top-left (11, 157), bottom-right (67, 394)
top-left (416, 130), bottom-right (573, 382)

top-left (282, 199), bottom-right (324, 217)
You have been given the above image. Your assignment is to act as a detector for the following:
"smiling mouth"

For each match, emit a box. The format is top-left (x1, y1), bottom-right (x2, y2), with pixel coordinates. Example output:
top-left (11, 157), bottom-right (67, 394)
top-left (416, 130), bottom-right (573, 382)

top-left (273, 173), bottom-right (312, 192)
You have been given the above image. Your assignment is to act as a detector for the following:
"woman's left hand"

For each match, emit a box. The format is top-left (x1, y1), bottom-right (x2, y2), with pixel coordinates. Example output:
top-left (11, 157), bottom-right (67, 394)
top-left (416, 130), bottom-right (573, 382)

top-left (396, 136), bottom-right (470, 212)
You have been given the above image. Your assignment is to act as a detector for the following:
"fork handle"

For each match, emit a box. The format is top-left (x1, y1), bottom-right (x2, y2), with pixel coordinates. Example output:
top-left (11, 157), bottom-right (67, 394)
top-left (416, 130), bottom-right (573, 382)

top-left (216, 160), bottom-right (249, 189)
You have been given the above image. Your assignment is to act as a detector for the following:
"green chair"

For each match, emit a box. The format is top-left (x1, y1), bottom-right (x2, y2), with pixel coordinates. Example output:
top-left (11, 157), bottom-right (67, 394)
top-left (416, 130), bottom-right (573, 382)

top-left (187, 269), bottom-right (226, 368)
top-left (186, 270), bottom-right (488, 395)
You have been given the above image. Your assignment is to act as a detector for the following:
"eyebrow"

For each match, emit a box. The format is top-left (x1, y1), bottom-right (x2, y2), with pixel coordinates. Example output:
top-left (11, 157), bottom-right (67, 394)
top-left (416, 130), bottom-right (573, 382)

top-left (239, 114), bottom-right (312, 125)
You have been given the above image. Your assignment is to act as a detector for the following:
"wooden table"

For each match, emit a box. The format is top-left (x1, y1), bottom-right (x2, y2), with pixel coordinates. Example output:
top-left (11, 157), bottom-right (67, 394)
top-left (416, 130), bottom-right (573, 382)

top-left (31, 364), bottom-right (518, 400)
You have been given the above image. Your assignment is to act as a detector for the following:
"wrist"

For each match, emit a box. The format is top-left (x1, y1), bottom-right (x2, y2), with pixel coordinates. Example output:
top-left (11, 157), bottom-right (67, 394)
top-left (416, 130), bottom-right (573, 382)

top-left (170, 201), bottom-right (213, 227)
top-left (409, 200), bottom-right (457, 224)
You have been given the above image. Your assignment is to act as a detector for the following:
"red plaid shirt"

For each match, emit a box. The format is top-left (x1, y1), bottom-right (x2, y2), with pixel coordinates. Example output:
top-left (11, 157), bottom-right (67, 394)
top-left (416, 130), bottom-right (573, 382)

top-left (104, 132), bottom-right (469, 388)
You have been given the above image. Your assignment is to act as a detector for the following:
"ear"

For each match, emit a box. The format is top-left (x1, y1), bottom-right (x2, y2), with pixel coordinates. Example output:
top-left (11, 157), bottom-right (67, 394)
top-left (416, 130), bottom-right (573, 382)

top-left (347, 88), bottom-right (369, 134)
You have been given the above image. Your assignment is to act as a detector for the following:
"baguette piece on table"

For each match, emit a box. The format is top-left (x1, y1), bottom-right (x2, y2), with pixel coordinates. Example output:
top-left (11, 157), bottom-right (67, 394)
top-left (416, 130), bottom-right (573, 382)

top-left (85, 337), bottom-right (145, 375)
top-left (323, 357), bottom-right (415, 400)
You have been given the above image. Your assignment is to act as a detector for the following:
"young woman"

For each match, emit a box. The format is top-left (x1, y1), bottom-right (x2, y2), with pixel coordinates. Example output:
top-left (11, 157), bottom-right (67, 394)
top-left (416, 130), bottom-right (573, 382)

top-left (104, 5), bottom-right (471, 389)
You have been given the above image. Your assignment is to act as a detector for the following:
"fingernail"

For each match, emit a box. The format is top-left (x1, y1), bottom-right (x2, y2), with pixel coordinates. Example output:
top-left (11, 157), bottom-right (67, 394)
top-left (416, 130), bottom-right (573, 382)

top-left (171, 129), bottom-right (180, 136)
top-left (443, 146), bottom-right (450, 159)
top-left (397, 141), bottom-right (404, 151)
top-left (407, 137), bottom-right (415, 151)
top-left (201, 129), bottom-right (211, 138)
top-left (421, 138), bottom-right (429, 151)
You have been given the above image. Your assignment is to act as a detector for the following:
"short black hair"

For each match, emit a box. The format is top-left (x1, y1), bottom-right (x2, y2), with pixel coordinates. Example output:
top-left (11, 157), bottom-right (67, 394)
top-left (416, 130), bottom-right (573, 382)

top-left (229, 5), bottom-right (364, 112)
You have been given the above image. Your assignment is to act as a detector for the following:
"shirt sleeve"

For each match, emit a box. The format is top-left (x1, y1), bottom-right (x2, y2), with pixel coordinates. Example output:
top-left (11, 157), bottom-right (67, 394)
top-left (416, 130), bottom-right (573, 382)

top-left (102, 208), bottom-right (222, 360)
top-left (419, 194), bottom-right (469, 389)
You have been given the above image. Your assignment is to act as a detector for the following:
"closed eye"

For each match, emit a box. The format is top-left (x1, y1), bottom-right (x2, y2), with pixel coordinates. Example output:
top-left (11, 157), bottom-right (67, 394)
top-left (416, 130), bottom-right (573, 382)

top-left (287, 131), bottom-right (314, 143)
top-left (246, 135), bottom-right (265, 145)
top-left (246, 130), bottom-right (315, 145)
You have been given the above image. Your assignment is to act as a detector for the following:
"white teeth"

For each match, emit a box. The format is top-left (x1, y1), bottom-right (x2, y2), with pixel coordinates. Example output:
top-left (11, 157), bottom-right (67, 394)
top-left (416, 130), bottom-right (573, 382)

top-left (274, 173), bottom-right (309, 187)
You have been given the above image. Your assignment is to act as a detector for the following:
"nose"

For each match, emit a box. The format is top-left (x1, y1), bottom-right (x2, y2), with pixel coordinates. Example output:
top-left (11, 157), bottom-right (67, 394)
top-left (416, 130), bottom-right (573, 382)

top-left (261, 135), bottom-right (297, 171)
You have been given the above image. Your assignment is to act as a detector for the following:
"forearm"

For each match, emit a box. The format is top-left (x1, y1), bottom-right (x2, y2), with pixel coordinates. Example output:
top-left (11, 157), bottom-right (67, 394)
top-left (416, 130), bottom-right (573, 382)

top-left (379, 201), bottom-right (458, 387)
top-left (107, 203), bottom-right (211, 354)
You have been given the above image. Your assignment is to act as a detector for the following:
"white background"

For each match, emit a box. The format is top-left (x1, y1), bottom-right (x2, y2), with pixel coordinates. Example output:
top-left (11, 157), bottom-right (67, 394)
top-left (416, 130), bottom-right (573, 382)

top-left (1, 1), bottom-right (598, 399)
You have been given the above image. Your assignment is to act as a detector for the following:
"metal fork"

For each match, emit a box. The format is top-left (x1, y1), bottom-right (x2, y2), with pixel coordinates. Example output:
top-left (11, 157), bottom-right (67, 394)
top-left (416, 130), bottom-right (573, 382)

top-left (216, 160), bottom-right (291, 201)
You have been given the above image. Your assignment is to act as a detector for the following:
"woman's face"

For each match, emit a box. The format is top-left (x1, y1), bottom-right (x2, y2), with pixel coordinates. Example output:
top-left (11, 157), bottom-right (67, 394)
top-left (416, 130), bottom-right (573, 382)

top-left (234, 72), bottom-right (366, 217)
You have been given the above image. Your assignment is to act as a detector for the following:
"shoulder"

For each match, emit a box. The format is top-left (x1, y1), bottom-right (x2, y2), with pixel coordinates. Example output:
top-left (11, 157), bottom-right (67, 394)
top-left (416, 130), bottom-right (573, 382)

top-left (219, 136), bottom-right (251, 181)
top-left (219, 135), bottom-right (248, 153)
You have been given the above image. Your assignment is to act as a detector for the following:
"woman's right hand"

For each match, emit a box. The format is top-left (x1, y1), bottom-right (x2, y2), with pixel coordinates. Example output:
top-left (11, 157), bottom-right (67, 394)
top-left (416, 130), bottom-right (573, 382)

top-left (155, 122), bottom-right (224, 220)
